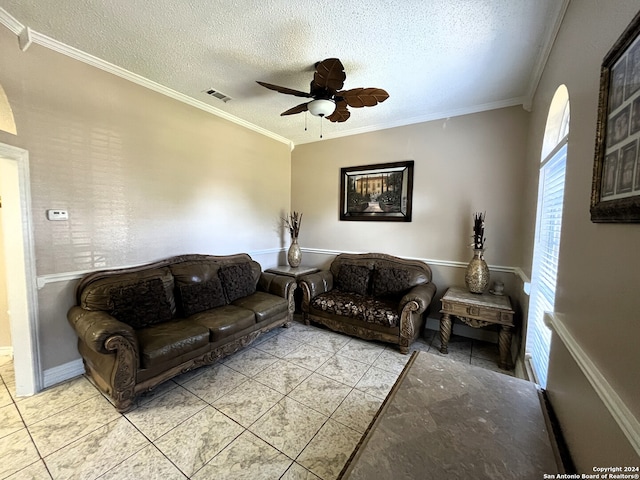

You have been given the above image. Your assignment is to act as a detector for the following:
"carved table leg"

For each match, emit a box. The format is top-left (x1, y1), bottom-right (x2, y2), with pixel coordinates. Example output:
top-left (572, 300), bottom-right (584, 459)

top-left (498, 325), bottom-right (514, 370)
top-left (439, 313), bottom-right (452, 354)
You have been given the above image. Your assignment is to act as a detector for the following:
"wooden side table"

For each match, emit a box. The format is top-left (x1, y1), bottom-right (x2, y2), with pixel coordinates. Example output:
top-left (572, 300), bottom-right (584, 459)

top-left (265, 265), bottom-right (319, 279)
top-left (439, 286), bottom-right (515, 370)
top-left (265, 265), bottom-right (319, 312)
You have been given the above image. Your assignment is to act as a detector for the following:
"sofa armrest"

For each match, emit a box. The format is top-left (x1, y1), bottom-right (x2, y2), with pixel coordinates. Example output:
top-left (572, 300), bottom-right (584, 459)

top-left (299, 271), bottom-right (333, 301)
top-left (399, 282), bottom-right (437, 315)
top-left (67, 306), bottom-right (138, 355)
top-left (258, 272), bottom-right (296, 299)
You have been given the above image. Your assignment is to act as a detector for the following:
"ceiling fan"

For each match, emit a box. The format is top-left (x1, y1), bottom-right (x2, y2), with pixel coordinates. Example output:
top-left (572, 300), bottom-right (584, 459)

top-left (256, 58), bottom-right (389, 123)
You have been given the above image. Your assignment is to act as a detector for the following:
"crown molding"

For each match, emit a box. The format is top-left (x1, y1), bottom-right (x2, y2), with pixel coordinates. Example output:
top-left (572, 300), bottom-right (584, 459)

top-left (294, 96), bottom-right (528, 145)
top-left (0, 7), bottom-right (23, 35)
top-left (1, 3), bottom-right (567, 149)
top-left (546, 312), bottom-right (640, 457)
top-left (524, 0), bottom-right (571, 110)
top-left (0, 8), bottom-right (294, 149)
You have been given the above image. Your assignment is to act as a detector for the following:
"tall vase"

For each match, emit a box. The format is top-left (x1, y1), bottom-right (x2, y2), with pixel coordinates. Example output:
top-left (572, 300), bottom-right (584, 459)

top-left (465, 249), bottom-right (490, 293)
top-left (287, 237), bottom-right (302, 268)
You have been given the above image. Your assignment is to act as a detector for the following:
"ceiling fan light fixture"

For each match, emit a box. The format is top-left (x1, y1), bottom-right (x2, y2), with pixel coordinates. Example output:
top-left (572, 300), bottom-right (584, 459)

top-left (308, 99), bottom-right (336, 117)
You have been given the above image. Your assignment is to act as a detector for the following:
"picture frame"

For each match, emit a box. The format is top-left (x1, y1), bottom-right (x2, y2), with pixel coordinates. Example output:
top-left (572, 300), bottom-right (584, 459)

top-left (591, 10), bottom-right (640, 222)
top-left (340, 160), bottom-right (414, 221)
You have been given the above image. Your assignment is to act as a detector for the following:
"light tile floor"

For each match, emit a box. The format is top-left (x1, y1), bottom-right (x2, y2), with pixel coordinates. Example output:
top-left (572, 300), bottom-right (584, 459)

top-left (0, 318), bottom-right (514, 480)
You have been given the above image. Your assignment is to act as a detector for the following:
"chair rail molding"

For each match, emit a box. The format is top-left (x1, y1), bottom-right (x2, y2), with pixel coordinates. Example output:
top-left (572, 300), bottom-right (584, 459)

top-left (301, 247), bottom-right (517, 274)
top-left (36, 247), bottom-right (285, 289)
top-left (545, 312), bottom-right (640, 456)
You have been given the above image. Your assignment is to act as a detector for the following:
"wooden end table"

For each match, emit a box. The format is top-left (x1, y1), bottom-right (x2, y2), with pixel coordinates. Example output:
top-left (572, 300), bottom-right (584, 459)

top-left (439, 286), bottom-right (515, 370)
top-left (265, 265), bottom-right (319, 313)
top-left (265, 265), bottom-right (319, 279)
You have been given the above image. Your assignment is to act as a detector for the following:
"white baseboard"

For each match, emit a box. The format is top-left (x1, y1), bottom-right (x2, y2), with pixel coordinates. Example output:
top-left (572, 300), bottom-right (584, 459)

top-left (546, 312), bottom-right (640, 457)
top-left (43, 358), bottom-right (85, 388)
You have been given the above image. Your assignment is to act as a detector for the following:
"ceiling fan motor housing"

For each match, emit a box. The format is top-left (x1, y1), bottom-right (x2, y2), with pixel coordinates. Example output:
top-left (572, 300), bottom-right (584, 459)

top-left (308, 98), bottom-right (336, 117)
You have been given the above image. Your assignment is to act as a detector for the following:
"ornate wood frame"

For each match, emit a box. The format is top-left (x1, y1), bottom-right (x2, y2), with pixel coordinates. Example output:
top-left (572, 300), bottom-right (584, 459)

top-left (340, 161), bottom-right (414, 222)
top-left (591, 10), bottom-right (640, 222)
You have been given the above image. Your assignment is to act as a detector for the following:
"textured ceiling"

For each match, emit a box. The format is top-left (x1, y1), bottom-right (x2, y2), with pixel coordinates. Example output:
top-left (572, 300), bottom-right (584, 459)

top-left (0, 1), bottom-right (566, 145)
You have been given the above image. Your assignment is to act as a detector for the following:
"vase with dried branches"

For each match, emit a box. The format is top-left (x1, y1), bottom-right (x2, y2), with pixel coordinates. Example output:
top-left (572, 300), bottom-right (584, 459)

top-left (465, 212), bottom-right (490, 293)
top-left (284, 211), bottom-right (303, 267)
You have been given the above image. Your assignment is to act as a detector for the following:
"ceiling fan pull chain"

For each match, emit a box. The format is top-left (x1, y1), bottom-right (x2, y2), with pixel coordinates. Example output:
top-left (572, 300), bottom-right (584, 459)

top-left (304, 111), bottom-right (307, 131)
top-left (320, 117), bottom-right (323, 139)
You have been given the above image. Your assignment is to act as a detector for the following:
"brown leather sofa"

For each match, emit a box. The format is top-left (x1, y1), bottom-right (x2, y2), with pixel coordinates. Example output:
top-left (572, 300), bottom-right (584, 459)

top-left (67, 254), bottom-right (295, 412)
top-left (299, 253), bottom-right (436, 353)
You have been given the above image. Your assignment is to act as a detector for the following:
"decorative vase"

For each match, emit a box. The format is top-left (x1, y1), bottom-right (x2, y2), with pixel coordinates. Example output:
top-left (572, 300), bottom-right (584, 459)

top-left (287, 237), bottom-right (302, 268)
top-left (465, 249), bottom-right (490, 293)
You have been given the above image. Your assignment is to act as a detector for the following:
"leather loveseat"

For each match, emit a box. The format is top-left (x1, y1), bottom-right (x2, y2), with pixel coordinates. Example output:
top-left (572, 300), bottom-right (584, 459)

top-left (299, 253), bottom-right (436, 353)
top-left (67, 254), bottom-right (295, 412)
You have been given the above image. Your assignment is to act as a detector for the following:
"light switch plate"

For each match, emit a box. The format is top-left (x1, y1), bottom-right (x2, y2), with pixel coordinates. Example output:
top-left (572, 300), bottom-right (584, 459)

top-left (46, 210), bottom-right (68, 221)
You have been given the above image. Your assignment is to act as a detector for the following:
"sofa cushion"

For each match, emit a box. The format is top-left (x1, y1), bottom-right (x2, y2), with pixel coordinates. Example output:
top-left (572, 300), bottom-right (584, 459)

top-left (232, 291), bottom-right (288, 322)
top-left (310, 291), bottom-right (400, 328)
top-left (371, 267), bottom-right (412, 297)
top-left (80, 267), bottom-right (176, 316)
top-left (109, 278), bottom-right (174, 329)
top-left (335, 264), bottom-right (372, 296)
top-left (136, 320), bottom-right (210, 369)
top-left (189, 305), bottom-right (256, 341)
top-left (177, 278), bottom-right (227, 316)
top-left (218, 263), bottom-right (257, 303)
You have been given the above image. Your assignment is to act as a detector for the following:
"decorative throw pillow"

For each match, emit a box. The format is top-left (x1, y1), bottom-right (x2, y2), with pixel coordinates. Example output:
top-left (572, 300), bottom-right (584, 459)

top-left (218, 263), bottom-right (256, 303)
top-left (335, 264), bottom-right (372, 296)
top-left (371, 267), bottom-right (412, 297)
top-left (109, 278), bottom-right (173, 329)
top-left (177, 277), bottom-right (226, 317)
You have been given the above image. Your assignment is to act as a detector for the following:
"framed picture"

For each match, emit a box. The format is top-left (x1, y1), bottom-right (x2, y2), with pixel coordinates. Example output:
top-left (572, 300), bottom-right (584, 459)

top-left (591, 10), bottom-right (640, 222)
top-left (340, 160), bottom-right (414, 221)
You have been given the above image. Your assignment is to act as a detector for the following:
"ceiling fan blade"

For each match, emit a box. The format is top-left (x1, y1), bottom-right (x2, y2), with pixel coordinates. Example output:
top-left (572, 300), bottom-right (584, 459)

top-left (313, 58), bottom-right (346, 94)
top-left (327, 100), bottom-right (350, 123)
top-left (339, 88), bottom-right (389, 108)
top-left (281, 102), bottom-right (309, 116)
top-left (256, 81), bottom-right (312, 98)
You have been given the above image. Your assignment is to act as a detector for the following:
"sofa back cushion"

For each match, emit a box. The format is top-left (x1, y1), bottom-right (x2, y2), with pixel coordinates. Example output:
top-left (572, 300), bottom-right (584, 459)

top-left (110, 279), bottom-right (174, 329)
top-left (218, 262), bottom-right (258, 303)
top-left (330, 253), bottom-right (432, 297)
top-left (371, 267), bottom-right (412, 297)
top-left (335, 264), bottom-right (372, 296)
top-left (170, 261), bottom-right (227, 316)
top-left (80, 267), bottom-right (176, 329)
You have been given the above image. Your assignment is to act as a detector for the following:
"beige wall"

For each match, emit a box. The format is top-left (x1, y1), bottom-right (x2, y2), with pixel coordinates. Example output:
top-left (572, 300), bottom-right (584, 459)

top-left (292, 106), bottom-right (530, 312)
top-left (0, 26), bottom-right (291, 370)
top-left (522, 0), bottom-right (640, 466)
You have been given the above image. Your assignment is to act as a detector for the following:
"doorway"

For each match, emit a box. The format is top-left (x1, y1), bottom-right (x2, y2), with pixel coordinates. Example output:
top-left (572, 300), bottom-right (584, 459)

top-left (0, 142), bottom-right (39, 396)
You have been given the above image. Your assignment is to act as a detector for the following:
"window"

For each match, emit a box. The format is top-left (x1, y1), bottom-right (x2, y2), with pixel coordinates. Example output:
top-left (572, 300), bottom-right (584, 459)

top-left (526, 85), bottom-right (569, 388)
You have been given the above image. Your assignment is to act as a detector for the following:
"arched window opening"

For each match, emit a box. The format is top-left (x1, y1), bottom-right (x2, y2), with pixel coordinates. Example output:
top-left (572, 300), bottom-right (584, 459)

top-left (526, 85), bottom-right (569, 388)
top-left (0, 84), bottom-right (17, 135)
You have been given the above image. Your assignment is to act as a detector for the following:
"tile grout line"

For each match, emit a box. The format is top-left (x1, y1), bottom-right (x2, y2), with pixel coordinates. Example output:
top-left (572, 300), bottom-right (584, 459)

top-left (1, 320), bottom-right (512, 479)
top-left (0, 373), bottom-right (56, 479)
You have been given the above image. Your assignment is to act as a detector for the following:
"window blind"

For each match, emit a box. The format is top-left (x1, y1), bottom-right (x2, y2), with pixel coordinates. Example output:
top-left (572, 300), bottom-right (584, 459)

top-left (526, 142), bottom-right (567, 388)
